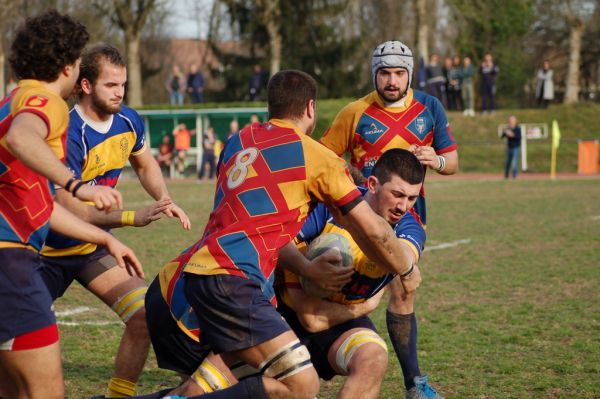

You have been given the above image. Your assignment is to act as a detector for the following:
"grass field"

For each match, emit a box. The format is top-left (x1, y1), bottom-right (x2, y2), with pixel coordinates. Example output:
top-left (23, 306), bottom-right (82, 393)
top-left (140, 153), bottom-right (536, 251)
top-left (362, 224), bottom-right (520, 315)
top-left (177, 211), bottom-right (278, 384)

top-left (55, 176), bottom-right (600, 398)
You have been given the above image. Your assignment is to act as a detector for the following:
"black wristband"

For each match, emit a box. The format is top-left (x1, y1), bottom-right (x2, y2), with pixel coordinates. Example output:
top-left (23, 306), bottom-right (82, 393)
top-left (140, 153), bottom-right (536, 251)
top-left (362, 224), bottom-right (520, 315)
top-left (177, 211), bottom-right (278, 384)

top-left (71, 181), bottom-right (86, 197)
top-left (64, 177), bottom-right (78, 192)
top-left (400, 264), bottom-right (415, 279)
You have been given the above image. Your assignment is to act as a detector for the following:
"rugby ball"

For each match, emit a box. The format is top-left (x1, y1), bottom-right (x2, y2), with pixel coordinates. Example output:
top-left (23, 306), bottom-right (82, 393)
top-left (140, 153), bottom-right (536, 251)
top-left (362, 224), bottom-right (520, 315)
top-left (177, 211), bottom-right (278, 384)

top-left (299, 232), bottom-right (353, 298)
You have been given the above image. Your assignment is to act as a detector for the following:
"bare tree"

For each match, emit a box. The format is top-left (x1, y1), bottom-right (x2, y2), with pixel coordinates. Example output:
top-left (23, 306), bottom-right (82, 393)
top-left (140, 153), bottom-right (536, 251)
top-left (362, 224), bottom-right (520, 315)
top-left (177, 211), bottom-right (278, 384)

top-left (415, 0), bottom-right (429, 63)
top-left (92, 0), bottom-right (163, 106)
top-left (562, 1), bottom-right (591, 103)
top-left (256, 0), bottom-right (282, 75)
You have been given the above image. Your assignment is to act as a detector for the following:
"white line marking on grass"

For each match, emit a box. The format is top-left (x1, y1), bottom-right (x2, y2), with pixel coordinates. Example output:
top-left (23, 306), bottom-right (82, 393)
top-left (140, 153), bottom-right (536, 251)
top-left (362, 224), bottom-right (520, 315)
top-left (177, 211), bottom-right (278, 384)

top-left (54, 306), bottom-right (92, 317)
top-left (591, 215), bottom-right (600, 221)
top-left (58, 320), bottom-right (120, 326)
top-left (425, 238), bottom-right (472, 252)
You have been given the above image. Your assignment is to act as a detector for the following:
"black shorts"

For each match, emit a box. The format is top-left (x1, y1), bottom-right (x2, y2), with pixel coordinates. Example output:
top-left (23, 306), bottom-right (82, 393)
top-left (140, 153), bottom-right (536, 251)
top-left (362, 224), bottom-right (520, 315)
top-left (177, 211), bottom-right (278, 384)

top-left (145, 277), bottom-right (211, 375)
top-left (41, 247), bottom-right (114, 300)
top-left (184, 273), bottom-right (291, 354)
top-left (0, 248), bottom-right (56, 342)
top-left (277, 294), bottom-right (377, 381)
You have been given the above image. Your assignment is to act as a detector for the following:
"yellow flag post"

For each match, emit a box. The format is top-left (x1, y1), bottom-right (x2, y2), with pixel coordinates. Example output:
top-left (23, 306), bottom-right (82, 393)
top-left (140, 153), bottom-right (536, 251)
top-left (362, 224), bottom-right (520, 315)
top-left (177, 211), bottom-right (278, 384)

top-left (550, 120), bottom-right (561, 180)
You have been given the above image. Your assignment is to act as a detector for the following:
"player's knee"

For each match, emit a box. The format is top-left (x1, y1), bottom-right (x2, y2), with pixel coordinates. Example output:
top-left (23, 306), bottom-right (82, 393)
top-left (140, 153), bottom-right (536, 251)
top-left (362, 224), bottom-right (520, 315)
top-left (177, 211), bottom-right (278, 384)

top-left (335, 330), bottom-right (388, 376)
top-left (111, 286), bottom-right (147, 325)
top-left (279, 368), bottom-right (319, 399)
top-left (349, 343), bottom-right (388, 379)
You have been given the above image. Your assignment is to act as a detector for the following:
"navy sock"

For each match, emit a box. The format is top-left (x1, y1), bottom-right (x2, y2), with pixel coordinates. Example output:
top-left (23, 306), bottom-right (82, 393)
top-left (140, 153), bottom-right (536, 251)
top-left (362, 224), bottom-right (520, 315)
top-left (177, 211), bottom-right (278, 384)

top-left (386, 310), bottom-right (421, 389)
top-left (187, 375), bottom-right (268, 399)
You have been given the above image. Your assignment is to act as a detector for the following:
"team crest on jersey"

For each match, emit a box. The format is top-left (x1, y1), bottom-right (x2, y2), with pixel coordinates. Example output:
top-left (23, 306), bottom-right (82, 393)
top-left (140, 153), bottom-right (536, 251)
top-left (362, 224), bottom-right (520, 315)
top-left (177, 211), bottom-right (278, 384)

top-left (356, 114), bottom-right (388, 145)
top-left (25, 95), bottom-right (49, 108)
top-left (408, 114), bottom-right (432, 140)
top-left (415, 117), bottom-right (425, 134)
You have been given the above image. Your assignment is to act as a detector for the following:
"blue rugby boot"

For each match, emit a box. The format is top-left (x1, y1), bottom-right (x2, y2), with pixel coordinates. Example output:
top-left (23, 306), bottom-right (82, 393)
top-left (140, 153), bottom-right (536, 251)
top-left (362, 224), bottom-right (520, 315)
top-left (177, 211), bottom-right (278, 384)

top-left (405, 375), bottom-right (444, 399)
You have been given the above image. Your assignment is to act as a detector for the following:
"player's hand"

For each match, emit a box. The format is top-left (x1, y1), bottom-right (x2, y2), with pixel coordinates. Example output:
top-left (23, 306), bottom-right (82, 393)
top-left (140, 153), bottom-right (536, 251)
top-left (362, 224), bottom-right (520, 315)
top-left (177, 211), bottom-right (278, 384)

top-left (76, 184), bottom-right (123, 212)
top-left (104, 235), bottom-right (144, 279)
top-left (349, 289), bottom-right (385, 317)
top-left (409, 145), bottom-right (441, 170)
top-left (134, 198), bottom-right (173, 227)
top-left (398, 264), bottom-right (422, 296)
top-left (305, 248), bottom-right (354, 293)
top-left (160, 196), bottom-right (191, 230)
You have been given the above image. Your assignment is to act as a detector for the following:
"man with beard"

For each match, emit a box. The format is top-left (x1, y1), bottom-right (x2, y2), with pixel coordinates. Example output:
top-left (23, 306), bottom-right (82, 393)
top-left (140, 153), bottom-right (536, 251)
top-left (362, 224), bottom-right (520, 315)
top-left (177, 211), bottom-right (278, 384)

top-left (40, 44), bottom-right (190, 398)
top-left (319, 40), bottom-right (458, 399)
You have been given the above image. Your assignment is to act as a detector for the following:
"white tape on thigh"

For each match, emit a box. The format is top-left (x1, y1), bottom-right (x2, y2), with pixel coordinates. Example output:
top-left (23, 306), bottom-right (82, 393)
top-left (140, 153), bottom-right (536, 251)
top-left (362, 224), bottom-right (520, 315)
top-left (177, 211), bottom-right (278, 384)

top-left (192, 358), bottom-right (232, 393)
top-left (259, 339), bottom-right (312, 380)
top-left (111, 286), bottom-right (147, 323)
top-left (335, 329), bottom-right (387, 374)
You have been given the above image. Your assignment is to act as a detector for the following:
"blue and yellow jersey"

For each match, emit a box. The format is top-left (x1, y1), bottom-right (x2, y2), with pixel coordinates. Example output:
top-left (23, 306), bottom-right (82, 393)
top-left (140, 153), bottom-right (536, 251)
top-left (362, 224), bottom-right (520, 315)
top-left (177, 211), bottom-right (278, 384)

top-left (278, 187), bottom-right (426, 305)
top-left (158, 120), bottom-right (361, 341)
top-left (0, 80), bottom-right (69, 251)
top-left (320, 89), bottom-right (457, 225)
top-left (42, 104), bottom-right (146, 257)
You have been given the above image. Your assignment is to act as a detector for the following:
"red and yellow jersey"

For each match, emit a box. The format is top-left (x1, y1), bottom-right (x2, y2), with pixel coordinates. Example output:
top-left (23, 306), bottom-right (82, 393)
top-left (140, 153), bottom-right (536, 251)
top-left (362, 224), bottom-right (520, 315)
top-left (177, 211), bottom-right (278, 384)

top-left (0, 80), bottom-right (69, 251)
top-left (278, 187), bottom-right (426, 306)
top-left (158, 120), bottom-right (361, 341)
top-left (320, 89), bottom-right (457, 225)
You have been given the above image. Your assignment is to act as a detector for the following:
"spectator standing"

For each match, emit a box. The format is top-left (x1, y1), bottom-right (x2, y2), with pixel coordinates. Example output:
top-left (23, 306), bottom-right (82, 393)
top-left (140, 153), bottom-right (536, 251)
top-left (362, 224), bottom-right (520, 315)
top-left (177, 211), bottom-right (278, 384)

top-left (173, 123), bottom-right (194, 177)
top-left (248, 64), bottom-right (267, 101)
top-left (426, 53), bottom-right (446, 104)
top-left (501, 115), bottom-right (521, 179)
top-left (226, 118), bottom-right (239, 140)
top-left (445, 56), bottom-right (462, 111)
top-left (480, 53), bottom-right (499, 114)
top-left (461, 56), bottom-right (476, 116)
top-left (197, 126), bottom-right (216, 181)
top-left (157, 134), bottom-right (174, 177)
top-left (535, 60), bottom-right (554, 108)
top-left (166, 65), bottom-right (185, 106)
top-left (186, 63), bottom-right (204, 103)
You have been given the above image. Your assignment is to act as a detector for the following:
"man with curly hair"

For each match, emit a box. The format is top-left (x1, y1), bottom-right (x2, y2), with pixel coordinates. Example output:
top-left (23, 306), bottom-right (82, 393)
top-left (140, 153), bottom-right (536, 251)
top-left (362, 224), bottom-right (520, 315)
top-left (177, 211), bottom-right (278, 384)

top-left (40, 43), bottom-right (190, 398)
top-left (0, 10), bottom-right (142, 399)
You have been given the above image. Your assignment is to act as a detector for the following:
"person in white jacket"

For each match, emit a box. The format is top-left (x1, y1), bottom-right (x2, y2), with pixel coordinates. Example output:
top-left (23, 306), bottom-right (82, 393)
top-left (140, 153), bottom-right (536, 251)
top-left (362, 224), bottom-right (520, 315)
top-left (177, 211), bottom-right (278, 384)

top-left (535, 60), bottom-right (554, 108)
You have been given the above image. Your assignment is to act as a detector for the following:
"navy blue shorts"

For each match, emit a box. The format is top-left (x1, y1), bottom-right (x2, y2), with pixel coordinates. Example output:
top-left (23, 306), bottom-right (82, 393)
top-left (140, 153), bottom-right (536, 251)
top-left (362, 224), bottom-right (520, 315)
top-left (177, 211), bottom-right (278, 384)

top-left (41, 246), bottom-right (113, 300)
top-left (184, 273), bottom-right (291, 354)
top-left (277, 294), bottom-right (376, 380)
top-left (0, 248), bottom-right (56, 343)
top-left (145, 277), bottom-right (211, 375)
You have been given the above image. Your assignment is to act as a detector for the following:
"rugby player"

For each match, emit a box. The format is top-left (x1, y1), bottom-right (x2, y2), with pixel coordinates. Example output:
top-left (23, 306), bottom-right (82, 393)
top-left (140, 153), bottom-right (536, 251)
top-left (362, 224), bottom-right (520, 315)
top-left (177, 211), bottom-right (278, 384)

top-left (0, 11), bottom-right (141, 399)
top-left (276, 149), bottom-right (425, 399)
top-left (39, 44), bottom-right (190, 398)
top-left (319, 40), bottom-right (459, 398)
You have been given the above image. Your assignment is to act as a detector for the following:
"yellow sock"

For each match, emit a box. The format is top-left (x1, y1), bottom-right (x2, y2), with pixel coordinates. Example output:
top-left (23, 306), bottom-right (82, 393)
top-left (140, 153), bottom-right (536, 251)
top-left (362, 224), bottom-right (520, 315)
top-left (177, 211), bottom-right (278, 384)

top-left (106, 377), bottom-right (137, 398)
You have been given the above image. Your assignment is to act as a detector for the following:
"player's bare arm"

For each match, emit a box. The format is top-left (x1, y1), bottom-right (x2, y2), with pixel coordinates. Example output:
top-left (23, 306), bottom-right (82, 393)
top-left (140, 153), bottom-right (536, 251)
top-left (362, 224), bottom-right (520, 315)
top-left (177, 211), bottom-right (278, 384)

top-left (287, 286), bottom-right (384, 333)
top-left (278, 242), bottom-right (354, 293)
top-left (333, 201), bottom-right (421, 292)
top-left (49, 203), bottom-right (143, 278)
top-left (6, 113), bottom-right (123, 211)
top-left (129, 146), bottom-right (191, 230)
top-left (53, 189), bottom-right (172, 228)
top-left (409, 145), bottom-right (459, 175)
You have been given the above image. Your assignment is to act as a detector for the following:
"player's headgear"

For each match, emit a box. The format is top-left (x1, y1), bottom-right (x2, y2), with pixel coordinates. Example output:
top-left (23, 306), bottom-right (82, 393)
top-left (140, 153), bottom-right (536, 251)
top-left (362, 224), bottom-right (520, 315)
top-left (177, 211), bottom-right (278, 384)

top-left (371, 41), bottom-right (413, 89)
